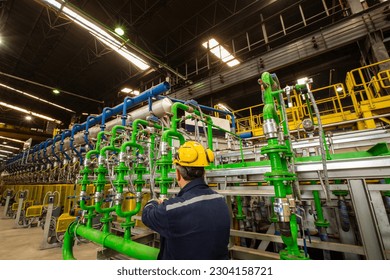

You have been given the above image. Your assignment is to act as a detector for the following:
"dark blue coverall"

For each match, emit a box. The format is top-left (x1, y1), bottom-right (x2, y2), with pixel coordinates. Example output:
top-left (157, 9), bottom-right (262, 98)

top-left (142, 177), bottom-right (231, 260)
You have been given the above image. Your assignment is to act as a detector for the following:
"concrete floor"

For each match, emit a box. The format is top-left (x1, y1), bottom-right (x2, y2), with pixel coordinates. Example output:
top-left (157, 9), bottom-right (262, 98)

top-left (0, 206), bottom-right (100, 260)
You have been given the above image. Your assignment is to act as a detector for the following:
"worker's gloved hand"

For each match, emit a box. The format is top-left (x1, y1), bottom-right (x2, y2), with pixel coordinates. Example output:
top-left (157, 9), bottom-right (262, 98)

top-left (157, 197), bottom-right (168, 204)
top-left (143, 198), bottom-right (159, 209)
top-left (144, 197), bottom-right (168, 208)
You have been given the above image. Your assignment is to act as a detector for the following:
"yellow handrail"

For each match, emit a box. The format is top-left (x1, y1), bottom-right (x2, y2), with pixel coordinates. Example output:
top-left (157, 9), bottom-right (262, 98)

top-left (233, 59), bottom-right (390, 135)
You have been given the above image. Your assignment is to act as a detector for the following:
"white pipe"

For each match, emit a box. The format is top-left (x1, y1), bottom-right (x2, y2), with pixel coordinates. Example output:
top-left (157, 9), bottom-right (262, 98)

top-left (46, 98), bottom-right (173, 156)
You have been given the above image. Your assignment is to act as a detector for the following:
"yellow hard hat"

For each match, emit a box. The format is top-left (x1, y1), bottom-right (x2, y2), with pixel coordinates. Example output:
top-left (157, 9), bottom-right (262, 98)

top-left (173, 141), bottom-right (214, 167)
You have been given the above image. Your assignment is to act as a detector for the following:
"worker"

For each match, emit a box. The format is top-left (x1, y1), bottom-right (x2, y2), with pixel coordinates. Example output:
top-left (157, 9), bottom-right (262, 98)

top-left (142, 141), bottom-right (231, 260)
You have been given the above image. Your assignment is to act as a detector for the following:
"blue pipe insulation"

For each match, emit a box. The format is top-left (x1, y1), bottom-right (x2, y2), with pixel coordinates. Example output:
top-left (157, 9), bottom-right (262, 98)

top-left (338, 199), bottom-right (350, 232)
top-left (84, 115), bottom-right (97, 149)
top-left (60, 130), bottom-right (72, 161)
top-left (37, 142), bottom-right (44, 163)
top-left (5, 82), bottom-right (170, 165)
top-left (31, 144), bottom-right (39, 163)
top-left (100, 107), bottom-right (113, 131)
top-left (161, 96), bottom-right (236, 131)
top-left (52, 133), bottom-right (62, 162)
top-left (43, 139), bottom-right (53, 165)
top-left (70, 124), bottom-right (84, 164)
top-left (121, 81), bottom-right (171, 125)
top-left (239, 132), bottom-right (253, 139)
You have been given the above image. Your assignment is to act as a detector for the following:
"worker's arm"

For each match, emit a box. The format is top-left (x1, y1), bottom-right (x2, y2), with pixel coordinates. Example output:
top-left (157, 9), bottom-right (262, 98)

top-left (141, 200), bottom-right (170, 237)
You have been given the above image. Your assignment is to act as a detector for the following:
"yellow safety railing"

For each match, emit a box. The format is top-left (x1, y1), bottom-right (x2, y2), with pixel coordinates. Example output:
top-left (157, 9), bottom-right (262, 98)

top-left (305, 83), bottom-right (355, 118)
top-left (233, 58), bottom-right (390, 136)
top-left (346, 58), bottom-right (390, 108)
top-left (233, 83), bottom-right (354, 135)
top-left (234, 104), bottom-right (264, 134)
top-left (377, 69), bottom-right (390, 89)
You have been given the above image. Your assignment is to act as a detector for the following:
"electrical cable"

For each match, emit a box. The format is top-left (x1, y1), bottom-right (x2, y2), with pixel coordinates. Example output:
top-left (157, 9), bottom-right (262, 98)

top-left (307, 87), bottom-right (331, 204)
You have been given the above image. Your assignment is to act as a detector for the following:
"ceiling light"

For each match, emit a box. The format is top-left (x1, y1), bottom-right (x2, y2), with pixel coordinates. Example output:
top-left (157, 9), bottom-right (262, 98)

top-left (0, 150), bottom-right (13, 154)
top-left (25, 115), bottom-right (32, 121)
top-left (120, 87), bottom-right (140, 95)
top-left (43, 0), bottom-right (150, 71)
top-left (0, 144), bottom-right (20, 150)
top-left (52, 88), bottom-right (60, 94)
top-left (120, 87), bottom-right (132, 94)
top-left (0, 83), bottom-right (74, 113)
top-left (0, 136), bottom-right (25, 144)
top-left (115, 27), bottom-right (125, 36)
top-left (216, 103), bottom-right (232, 112)
top-left (202, 38), bottom-right (240, 67)
top-left (96, 37), bottom-right (150, 70)
top-left (0, 101), bottom-right (61, 124)
top-left (297, 77), bottom-right (308, 85)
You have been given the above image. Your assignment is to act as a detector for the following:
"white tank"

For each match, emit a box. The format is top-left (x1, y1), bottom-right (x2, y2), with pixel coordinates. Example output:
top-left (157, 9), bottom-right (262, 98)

top-left (46, 98), bottom-right (173, 155)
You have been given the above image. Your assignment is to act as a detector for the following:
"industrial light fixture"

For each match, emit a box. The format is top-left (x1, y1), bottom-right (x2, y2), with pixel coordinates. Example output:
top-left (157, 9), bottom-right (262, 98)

top-left (52, 88), bottom-right (60, 94)
top-left (0, 136), bottom-right (25, 144)
top-left (216, 103), bottom-right (232, 112)
top-left (120, 87), bottom-right (132, 94)
top-left (25, 115), bottom-right (32, 121)
top-left (120, 87), bottom-right (139, 95)
top-left (297, 77), bottom-right (314, 86)
top-left (0, 150), bottom-right (13, 154)
top-left (42, 0), bottom-right (150, 70)
top-left (202, 38), bottom-right (240, 67)
top-left (0, 82), bottom-right (75, 113)
top-left (0, 101), bottom-right (61, 124)
top-left (114, 27), bottom-right (125, 36)
top-left (297, 77), bottom-right (309, 85)
top-left (0, 144), bottom-right (20, 150)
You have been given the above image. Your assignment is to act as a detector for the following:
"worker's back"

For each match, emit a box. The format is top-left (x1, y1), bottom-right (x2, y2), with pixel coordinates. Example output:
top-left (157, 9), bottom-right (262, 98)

top-left (142, 177), bottom-right (231, 260)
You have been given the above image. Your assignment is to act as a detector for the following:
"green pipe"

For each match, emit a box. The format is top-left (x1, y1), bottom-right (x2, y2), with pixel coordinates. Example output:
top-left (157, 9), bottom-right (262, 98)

top-left (270, 197), bottom-right (278, 223)
top-left (279, 214), bottom-right (306, 260)
top-left (79, 166), bottom-right (95, 228)
top-left (161, 130), bottom-right (185, 144)
top-left (110, 125), bottom-right (128, 146)
top-left (78, 131), bottom-right (110, 227)
top-left (113, 120), bottom-right (163, 239)
top-left (155, 103), bottom-right (192, 197)
top-left (114, 180), bottom-right (141, 240)
top-left (115, 142), bottom-right (147, 239)
top-left (63, 222), bottom-right (159, 260)
top-left (312, 190), bottom-right (329, 228)
top-left (93, 145), bottom-right (121, 233)
top-left (260, 72), bottom-right (307, 260)
top-left (130, 119), bottom-right (162, 144)
top-left (171, 102), bottom-right (190, 128)
top-left (235, 196), bottom-right (245, 220)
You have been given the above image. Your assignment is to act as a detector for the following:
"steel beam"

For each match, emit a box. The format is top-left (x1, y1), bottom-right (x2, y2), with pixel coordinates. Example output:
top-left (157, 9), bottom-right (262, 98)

top-left (347, 179), bottom-right (386, 259)
top-left (171, 4), bottom-right (390, 101)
